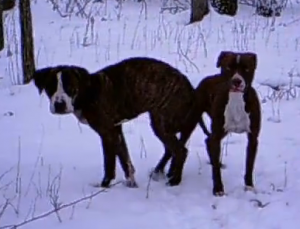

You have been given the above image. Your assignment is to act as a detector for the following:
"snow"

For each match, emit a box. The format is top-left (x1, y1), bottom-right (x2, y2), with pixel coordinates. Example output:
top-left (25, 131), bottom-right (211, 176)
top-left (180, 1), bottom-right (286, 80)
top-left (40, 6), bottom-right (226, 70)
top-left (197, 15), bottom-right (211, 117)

top-left (1, 1), bottom-right (300, 229)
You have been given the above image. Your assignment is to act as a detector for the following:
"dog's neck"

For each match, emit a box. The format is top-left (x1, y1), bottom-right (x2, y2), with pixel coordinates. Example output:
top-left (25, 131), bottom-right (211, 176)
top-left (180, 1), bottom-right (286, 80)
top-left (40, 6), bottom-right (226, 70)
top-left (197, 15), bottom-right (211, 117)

top-left (223, 92), bottom-right (251, 134)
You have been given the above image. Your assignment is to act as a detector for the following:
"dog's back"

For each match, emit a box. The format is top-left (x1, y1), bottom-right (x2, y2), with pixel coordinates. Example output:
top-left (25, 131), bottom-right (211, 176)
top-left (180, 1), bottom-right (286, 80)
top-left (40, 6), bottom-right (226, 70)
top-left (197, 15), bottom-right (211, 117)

top-left (95, 57), bottom-right (198, 132)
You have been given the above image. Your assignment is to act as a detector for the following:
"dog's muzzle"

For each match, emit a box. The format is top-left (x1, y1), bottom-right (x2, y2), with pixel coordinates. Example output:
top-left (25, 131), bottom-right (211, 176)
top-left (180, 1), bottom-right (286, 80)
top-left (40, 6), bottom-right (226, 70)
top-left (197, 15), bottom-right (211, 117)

top-left (230, 74), bottom-right (245, 92)
top-left (53, 101), bottom-right (67, 114)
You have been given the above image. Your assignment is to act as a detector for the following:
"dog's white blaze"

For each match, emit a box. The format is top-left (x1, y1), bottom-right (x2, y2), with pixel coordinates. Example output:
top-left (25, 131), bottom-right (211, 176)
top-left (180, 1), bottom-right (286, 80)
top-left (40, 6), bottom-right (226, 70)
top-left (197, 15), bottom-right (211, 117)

top-left (236, 54), bottom-right (241, 63)
top-left (224, 92), bottom-right (250, 134)
top-left (50, 72), bottom-right (74, 114)
top-left (232, 73), bottom-right (246, 91)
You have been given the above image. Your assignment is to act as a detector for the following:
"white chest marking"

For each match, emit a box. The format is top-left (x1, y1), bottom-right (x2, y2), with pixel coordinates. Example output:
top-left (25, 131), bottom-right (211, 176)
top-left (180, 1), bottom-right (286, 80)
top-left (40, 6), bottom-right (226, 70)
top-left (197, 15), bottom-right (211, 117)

top-left (223, 92), bottom-right (251, 134)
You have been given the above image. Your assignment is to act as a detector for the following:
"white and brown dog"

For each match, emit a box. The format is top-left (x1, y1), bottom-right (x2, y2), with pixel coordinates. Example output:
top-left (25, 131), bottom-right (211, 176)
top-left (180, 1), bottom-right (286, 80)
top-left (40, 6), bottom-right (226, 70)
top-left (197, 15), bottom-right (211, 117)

top-left (31, 57), bottom-right (206, 189)
top-left (153, 51), bottom-right (261, 196)
top-left (206, 51), bottom-right (261, 196)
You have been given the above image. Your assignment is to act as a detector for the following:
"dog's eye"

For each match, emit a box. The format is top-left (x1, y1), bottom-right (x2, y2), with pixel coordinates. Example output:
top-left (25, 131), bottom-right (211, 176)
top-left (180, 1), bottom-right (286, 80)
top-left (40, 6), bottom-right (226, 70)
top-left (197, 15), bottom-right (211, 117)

top-left (225, 63), bottom-right (236, 71)
top-left (244, 68), bottom-right (250, 72)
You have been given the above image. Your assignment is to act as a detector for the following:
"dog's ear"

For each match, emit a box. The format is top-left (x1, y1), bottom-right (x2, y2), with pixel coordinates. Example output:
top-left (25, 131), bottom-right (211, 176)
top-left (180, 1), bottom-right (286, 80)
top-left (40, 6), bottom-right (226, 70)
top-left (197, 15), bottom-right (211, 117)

top-left (89, 72), bottom-right (113, 96)
top-left (72, 70), bottom-right (112, 110)
top-left (216, 51), bottom-right (235, 68)
top-left (72, 66), bottom-right (90, 82)
top-left (31, 67), bottom-right (56, 94)
top-left (245, 52), bottom-right (257, 70)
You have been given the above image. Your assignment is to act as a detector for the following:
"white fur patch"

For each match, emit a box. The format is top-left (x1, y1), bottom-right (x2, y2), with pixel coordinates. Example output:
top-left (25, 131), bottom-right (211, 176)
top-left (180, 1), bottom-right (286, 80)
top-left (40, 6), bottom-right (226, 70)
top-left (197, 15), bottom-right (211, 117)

top-left (224, 92), bottom-right (250, 134)
top-left (50, 72), bottom-right (74, 114)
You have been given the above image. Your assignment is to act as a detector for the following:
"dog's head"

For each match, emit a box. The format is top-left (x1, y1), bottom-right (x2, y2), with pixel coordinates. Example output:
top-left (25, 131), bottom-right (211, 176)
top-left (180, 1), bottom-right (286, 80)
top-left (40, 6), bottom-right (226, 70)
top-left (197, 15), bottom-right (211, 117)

top-left (32, 66), bottom-right (90, 115)
top-left (216, 51), bottom-right (257, 92)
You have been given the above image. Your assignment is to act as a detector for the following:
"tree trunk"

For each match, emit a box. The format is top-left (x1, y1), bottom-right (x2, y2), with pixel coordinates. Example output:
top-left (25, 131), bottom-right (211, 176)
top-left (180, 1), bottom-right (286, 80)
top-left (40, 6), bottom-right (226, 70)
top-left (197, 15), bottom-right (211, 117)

top-left (19, 0), bottom-right (35, 84)
top-left (190, 0), bottom-right (209, 24)
top-left (0, 6), bottom-right (3, 51)
top-left (0, 0), bottom-right (15, 51)
top-left (256, 0), bottom-right (285, 17)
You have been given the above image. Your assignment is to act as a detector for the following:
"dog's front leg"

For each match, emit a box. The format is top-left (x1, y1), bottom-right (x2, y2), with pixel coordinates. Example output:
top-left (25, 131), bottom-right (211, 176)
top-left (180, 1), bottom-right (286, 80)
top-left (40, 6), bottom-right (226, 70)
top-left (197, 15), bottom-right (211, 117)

top-left (113, 126), bottom-right (138, 188)
top-left (100, 135), bottom-right (117, 188)
top-left (208, 132), bottom-right (225, 196)
top-left (244, 133), bottom-right (258, 191)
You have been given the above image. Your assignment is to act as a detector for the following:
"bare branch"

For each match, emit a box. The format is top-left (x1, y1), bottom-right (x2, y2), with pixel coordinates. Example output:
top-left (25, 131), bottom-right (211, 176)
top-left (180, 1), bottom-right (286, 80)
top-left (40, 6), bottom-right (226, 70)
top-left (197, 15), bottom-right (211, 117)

top-left (0, 181), bottom-right (121, 229)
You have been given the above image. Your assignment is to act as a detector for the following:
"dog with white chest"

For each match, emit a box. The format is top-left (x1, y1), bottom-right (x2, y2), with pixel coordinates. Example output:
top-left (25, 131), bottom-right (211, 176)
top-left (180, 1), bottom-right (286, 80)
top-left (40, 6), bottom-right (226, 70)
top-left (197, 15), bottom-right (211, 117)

top-left (206, 51), bottom-right (261, 196)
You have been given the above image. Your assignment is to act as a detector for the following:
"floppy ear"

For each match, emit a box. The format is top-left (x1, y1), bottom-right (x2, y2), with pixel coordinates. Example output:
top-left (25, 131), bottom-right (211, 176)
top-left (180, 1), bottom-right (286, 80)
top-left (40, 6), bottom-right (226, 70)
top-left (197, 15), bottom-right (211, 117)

top-left (247, 52), bottom-right (257, 70)
top-left (217, 51), bottom-right (228, 68)
top-left (88, 71), bottom-right (113, 99)
top-left (31, 67), bottom-right (55, 94)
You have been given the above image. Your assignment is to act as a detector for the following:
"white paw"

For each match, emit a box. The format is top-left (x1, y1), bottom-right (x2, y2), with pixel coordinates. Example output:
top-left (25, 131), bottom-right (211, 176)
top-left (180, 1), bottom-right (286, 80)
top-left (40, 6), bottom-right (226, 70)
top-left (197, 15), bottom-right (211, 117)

top-left (244, 185), bottom-right (257, 193)
top-left (123, 178), bottom-right (138, 188)
top-left (149, 169), bottom-right (166, 182)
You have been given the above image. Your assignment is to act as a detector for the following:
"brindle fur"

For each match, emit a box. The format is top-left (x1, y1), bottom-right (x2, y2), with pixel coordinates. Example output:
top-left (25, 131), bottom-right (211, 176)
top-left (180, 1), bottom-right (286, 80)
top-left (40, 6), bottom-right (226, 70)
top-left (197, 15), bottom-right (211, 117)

top-left (32, 57), bottom-right (208, 188)
top-left (152, 74), bottom-right (226, 176)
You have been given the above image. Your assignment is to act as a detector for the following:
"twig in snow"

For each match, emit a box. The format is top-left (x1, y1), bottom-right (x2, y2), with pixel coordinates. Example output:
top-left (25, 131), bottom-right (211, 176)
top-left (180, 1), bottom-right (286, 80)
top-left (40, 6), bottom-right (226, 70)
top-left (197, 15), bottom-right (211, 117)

top-left (0, 181), bottom-right (122, 229)
top-left (250, 199), bottom-right (270, 208)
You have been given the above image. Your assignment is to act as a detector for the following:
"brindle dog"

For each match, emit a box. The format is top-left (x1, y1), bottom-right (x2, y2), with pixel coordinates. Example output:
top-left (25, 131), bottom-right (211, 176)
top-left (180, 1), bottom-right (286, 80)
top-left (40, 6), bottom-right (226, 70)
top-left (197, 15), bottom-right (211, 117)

top-left (152, 72), bottom-right (227, 179)
top-left (31, 57), bottom-right (208, 188)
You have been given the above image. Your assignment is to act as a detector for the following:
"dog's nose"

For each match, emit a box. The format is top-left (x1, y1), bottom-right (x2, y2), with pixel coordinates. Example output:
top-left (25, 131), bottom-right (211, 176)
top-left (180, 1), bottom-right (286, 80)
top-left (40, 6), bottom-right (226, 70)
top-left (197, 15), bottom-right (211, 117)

top-left (231, 78), bottom-right (242, 87)
top-left (54, 101), bottom-right (67, 114)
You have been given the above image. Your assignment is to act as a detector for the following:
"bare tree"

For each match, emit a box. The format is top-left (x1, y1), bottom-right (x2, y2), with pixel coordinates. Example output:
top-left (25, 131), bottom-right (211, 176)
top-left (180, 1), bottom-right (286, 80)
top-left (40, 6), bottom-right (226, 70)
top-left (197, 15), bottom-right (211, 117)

top-left (0, 0), bottom-right (15, 51)
top-left (190, 0), bottom-right (209, 24)
top-left (19, 0), bottom-right (35, 84)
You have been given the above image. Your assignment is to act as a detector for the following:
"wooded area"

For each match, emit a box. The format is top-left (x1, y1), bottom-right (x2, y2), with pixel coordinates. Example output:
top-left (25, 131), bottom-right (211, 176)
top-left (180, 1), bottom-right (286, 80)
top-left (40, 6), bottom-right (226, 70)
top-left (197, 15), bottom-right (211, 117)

top-left (0, 0), bottom-right (289, 84)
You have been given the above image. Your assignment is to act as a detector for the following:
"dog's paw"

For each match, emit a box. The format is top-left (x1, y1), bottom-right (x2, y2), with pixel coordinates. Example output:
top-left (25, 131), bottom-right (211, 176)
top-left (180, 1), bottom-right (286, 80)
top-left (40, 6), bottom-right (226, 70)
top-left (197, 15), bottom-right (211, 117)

top-left (214, 191), bottom-right (226, 197)
top-left (213, 185), bottom-right (225, 197)
top-left (244, 185), bottom-right (257, 193)
top-left (123, 178), bottom-right (138, 188)
top-left (100, 178), bottom-right (112, 188)
top-left (166, 176), bottom-right (182, 186)
top-left (149, 170), bottom-right (166, 182)
top-left (89, 182), bottom-right (104, 188)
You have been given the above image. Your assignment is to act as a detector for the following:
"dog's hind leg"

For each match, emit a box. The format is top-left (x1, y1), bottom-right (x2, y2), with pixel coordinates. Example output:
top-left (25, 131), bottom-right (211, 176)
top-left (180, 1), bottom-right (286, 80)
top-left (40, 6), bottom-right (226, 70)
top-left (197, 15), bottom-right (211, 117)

top-left (150, 115), bottom-right (189, 186)
top-left (151, 117), bottom-right (198, 182)
top-left (150, 149), bottom-right (172, 181)
top-left (166, 119), bottom-right (198, 180)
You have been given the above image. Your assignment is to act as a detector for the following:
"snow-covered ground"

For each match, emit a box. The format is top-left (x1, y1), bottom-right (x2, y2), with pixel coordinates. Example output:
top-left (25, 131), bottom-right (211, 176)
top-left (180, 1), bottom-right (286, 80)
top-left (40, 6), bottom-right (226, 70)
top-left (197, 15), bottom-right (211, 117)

top-left (1, 1), bottom-right (300, 228)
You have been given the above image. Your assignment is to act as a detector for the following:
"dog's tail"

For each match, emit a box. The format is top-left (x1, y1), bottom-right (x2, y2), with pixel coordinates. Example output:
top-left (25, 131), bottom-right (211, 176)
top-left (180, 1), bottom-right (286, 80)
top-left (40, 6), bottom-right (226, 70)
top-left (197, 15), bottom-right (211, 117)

top-left (198, 113), bottom-right (210, 137)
